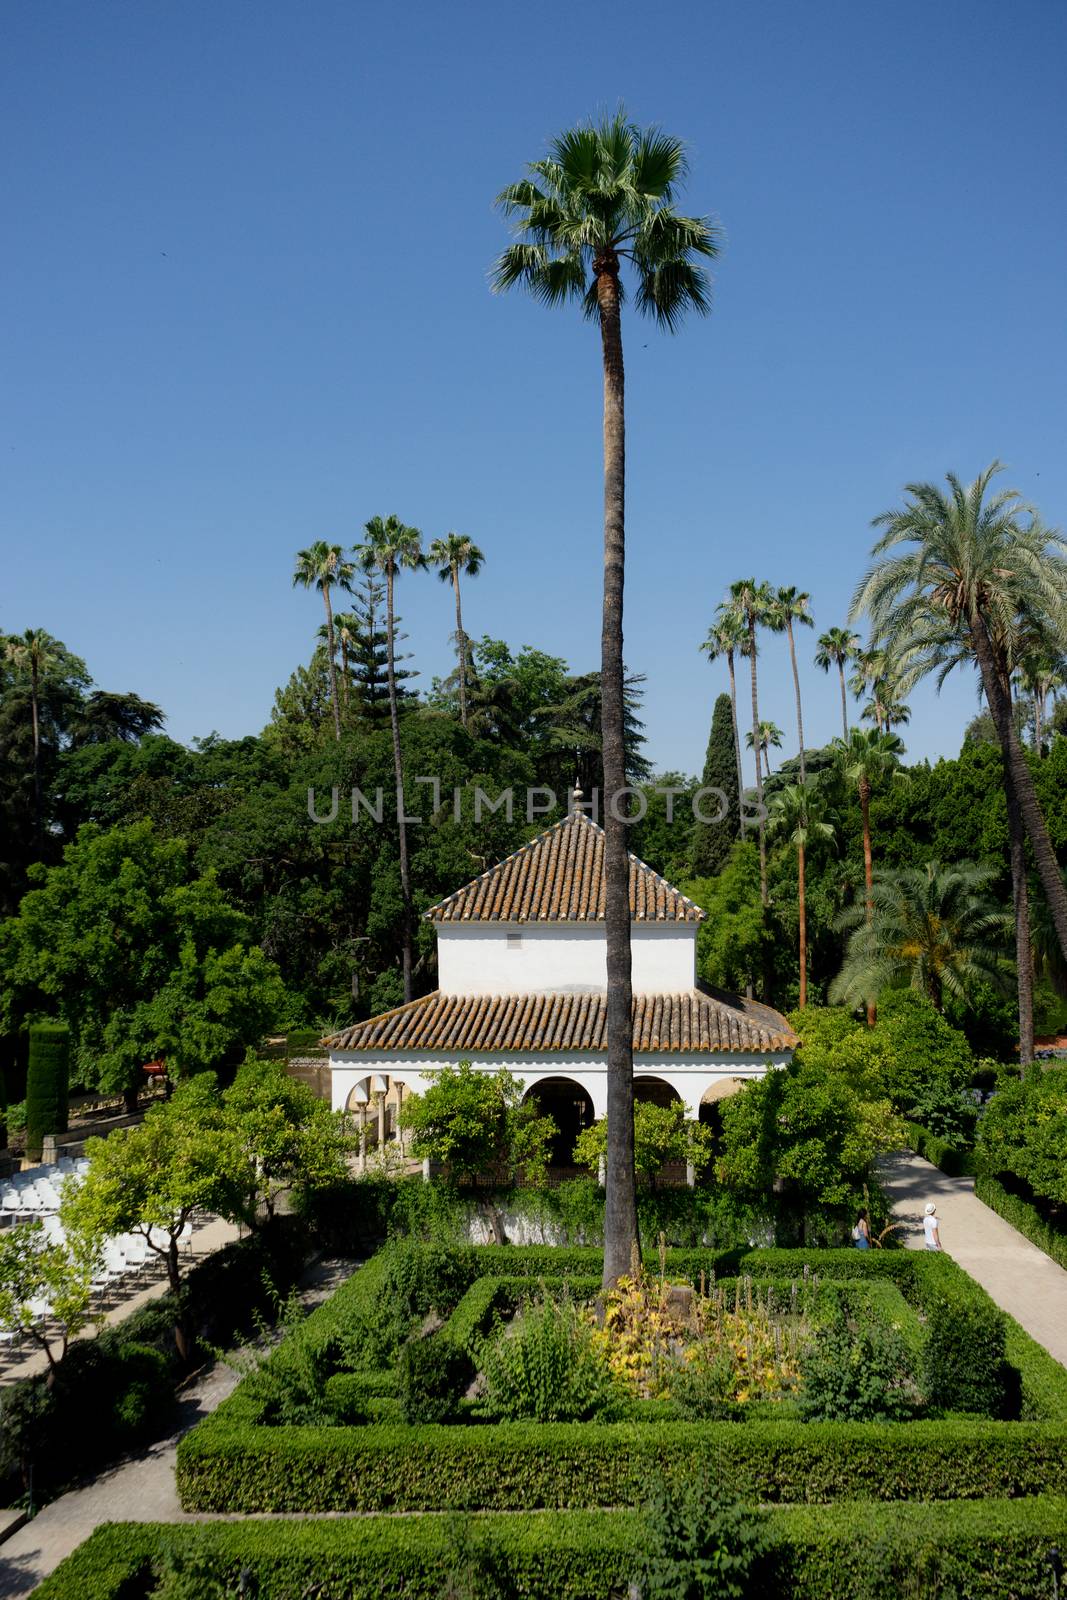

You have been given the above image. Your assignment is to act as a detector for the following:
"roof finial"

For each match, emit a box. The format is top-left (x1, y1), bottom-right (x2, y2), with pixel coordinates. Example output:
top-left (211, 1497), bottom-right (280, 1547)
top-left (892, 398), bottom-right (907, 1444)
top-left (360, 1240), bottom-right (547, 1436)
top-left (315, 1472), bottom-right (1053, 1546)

top-left (573, 782), bottom-right (583, 805)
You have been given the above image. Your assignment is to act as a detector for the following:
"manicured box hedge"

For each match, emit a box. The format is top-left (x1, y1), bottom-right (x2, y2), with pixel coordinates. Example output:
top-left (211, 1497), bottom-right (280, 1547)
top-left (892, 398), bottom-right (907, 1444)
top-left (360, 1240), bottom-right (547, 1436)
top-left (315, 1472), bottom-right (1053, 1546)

top-left (176, 1241), bottom-right (1067, 1514)
top-left (35, 1499), bottom-right (1067, 1600)
top-left (904, 1119), bottom-right (977, 1177)
top-left (977, 1172), bottom-right (1067, 1273)
top-left (25, 1022), bottom-right (70, 1160)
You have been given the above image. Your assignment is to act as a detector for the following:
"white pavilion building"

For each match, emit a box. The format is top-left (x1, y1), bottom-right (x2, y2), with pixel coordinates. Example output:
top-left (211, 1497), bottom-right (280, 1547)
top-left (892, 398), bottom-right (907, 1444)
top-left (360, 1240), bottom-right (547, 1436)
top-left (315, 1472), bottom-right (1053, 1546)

top-left (327, 810), bottom-right (796, 1153)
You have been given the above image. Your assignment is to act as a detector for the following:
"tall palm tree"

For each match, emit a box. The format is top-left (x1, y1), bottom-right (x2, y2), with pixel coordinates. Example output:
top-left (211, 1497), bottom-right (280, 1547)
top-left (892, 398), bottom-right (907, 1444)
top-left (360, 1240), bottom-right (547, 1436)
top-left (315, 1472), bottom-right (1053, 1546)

top-left (700, 610), bottom-right (748, 838)
top-left (728, 579), bottom-right (775, 906)
top-left (745, 719), bottom-right (783, 780)
top-left (860, 681), bottom-right (911, 733)
top-left (767, 781), bottom-right (835, 1008)
top-left (830, 861), bottom-right (1012, 1015)
top-left (292, 542), bottom-right (354, 741)
top-left (771, 587), bottom-right (814, 781)
top-left (493, 112), bottom-right (719, 1288)
top-left (1016, 652), bottom-right (1065, 755)
top-left (832, 727), bottom-right (907, 1024)
top-left (320, 612), bottom-right (358, 714)
top-left (854, 465), bottom-right (1067, 983)
top-left (356, 515), bottom-right (426, 1002)
top-left (428, 533), bottom-right (485, 730)
top-left (4, 628), bottom-right (59, 837)
top-left (815, 626), bottom-right (861, 741)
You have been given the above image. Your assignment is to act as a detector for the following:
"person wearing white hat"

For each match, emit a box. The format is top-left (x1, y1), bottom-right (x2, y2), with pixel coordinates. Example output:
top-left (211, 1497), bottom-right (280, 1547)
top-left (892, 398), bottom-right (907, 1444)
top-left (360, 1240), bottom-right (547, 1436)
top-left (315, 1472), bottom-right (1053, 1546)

top-left (923, 1202), bottom-right (942, 1252)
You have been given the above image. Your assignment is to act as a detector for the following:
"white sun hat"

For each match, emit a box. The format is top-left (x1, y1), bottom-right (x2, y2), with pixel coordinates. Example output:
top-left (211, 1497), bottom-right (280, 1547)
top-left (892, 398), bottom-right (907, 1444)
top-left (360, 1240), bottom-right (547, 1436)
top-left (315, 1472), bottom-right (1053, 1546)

top-left (924, 1202), bottom-right (937, 1215)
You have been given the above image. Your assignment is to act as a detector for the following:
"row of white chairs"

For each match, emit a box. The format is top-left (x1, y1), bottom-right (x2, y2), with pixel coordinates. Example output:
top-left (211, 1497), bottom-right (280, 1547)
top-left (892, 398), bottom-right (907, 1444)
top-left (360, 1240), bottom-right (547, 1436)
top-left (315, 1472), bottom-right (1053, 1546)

top-left (1, 1157), bottom-right (90, 1219)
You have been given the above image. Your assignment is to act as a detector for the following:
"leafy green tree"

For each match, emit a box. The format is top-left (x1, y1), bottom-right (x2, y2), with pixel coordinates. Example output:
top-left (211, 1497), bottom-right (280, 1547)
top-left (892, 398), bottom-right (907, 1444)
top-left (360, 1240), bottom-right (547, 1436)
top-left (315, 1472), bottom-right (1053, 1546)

top-left (493, 110), bottom-right (719, 1288)
top-left (0, 821), bottom-right (286, 1100)
top-left (222, 1055), bottom-right (349, 1227)
top-left (690, 694), bottom-right (739, 877)
top-left (428, 533), bottom-right (485, 730)
top-left (400, 1062), bottom-right (557, 1187)
top-left (978, 1064), bottom-right (1067, 1205)
top-left (357, 515), bottom-right (426, 1002)
top-left (66, 691), bottom-right (164, 747)
top-left (830, 860), bottom-right (1011, 1015)
top-left (572, 1100), bottom-right (713, 1188)
top-left (292, 542), bottom-right (356, 742)
top-left (0, 1220), bottom-right (94, 1381)
top-left (717, 1059), bottom-right (902, 1218)
top-left (815, 627), bottom-right (861, 741)
top-left (61, 1076), bottom-right (244, 1352)
top-left (767, 782), bottom-right (835, 1009)
top-left (771, 587), bottom-right (815, 781)
top-left (685, 844), bottom-right (770, 998)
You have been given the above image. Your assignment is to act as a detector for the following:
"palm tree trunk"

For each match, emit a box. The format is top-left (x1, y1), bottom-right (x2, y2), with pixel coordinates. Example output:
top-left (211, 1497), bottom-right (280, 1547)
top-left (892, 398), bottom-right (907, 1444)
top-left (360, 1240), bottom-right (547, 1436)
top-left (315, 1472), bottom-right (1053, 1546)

top-left (340, 638), bottom-right (350, 711)
top-left (30, 658), bottom-right (41, 838)
top-left (798, 838), bottom-right (807, 1008)
top-left (860, 779), bottom-right (876, 1027)
top-left (727, 650), bottom-right (746, 839)
top-left (837, 660), bottom-right (849, 741)
top-left (453, 563), bottom-right (468, 730)
top-left (786, 619), bottom-right (806, 783)
top-left (386, 566), bottom-right (414, 1002)
top-left (1034, 693), bottom-right (1043, 757)
top-left (322, 588), bottom-right (342, 742)
top-left (596, 259), bottom-right (638, 1290)
top-left (748, 616), bottom-right (768, 906)
top-left (970, 610), bottom-right (1067, 963)
top-left (998, 667), bottom-right (1034, 1065)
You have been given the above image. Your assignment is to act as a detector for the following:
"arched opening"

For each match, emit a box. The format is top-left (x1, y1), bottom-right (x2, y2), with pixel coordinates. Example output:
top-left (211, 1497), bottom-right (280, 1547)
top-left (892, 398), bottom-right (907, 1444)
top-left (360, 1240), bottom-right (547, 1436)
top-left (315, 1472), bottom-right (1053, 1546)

top-left (633, 1075), bottom-right (683, 1109)
top-left (524, 1076), bottom-right (596, 1167)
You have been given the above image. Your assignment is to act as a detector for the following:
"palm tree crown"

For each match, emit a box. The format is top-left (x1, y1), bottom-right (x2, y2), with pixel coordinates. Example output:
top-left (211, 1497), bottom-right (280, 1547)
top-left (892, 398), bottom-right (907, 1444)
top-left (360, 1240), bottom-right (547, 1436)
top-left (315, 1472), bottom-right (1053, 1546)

top-left (492, 112), bottom-right (720, 328)
top-left (830, 861), bottom-right (1012, 1014)
top-left (292, 542), bottom-right (355, 742)
top-left (815, 626), bottom-right (861, 739)
top-left (428, 533), bottom-right (485, 731)
top-left (772, 586), bottom-right (814, 782)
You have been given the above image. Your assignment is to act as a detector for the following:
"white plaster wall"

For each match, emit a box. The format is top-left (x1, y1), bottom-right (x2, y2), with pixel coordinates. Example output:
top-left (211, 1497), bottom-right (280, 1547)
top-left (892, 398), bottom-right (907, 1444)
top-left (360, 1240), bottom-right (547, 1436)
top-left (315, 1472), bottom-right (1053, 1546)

top-left (435, 923), bottom-right (696, 995)
top-left (331, 1048), bottom-right (790, 1120)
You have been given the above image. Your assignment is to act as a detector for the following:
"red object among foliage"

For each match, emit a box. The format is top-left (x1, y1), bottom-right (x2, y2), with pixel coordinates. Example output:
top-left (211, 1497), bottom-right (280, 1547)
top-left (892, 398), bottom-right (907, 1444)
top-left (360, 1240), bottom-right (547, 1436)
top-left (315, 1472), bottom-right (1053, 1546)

top-left (141, 1059), bottom-right (168, 1077)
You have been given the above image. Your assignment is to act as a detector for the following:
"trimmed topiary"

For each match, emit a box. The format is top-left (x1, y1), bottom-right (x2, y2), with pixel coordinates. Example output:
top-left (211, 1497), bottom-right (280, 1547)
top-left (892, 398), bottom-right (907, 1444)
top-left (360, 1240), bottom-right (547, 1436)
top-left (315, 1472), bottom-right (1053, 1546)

top-left (25, 1023), bottom-right (70, 1160)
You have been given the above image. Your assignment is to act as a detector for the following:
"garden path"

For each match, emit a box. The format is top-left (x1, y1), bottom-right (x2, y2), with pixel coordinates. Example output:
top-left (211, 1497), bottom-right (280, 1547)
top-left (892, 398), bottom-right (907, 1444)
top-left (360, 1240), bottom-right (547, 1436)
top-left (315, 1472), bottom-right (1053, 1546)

top-left (878, 1149), bottom-right (1067, 1369)
top-left (0, 1256), bottom-right (355, 1599)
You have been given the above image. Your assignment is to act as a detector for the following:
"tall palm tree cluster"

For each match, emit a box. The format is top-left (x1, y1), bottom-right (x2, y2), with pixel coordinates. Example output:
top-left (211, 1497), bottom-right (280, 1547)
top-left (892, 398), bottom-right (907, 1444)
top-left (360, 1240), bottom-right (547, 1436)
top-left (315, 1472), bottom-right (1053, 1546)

top-left (697, 469), bottom-right (1067, 1067)
top-left (292, 525), bottom-right (486, 1002)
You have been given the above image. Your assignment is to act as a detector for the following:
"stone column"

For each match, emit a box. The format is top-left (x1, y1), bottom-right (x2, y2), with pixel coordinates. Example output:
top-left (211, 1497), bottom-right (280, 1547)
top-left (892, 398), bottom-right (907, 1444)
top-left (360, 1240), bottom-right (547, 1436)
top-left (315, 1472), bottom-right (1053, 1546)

top-left (376, 1090), bottom-right (387, 1151)
top-left (357, 1105), bottom-right (368, 1176)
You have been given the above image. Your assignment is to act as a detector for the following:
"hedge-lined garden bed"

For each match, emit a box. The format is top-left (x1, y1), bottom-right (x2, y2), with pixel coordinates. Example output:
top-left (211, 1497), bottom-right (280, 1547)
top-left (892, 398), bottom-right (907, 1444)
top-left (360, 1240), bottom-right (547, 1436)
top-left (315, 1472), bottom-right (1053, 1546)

top-left (175, 1240), bottom-right (1067, 1513)
top-left (977, 1173), bottom-right (1067, 1274)
top-left (34, 1498), bottom-right (1067, 1600)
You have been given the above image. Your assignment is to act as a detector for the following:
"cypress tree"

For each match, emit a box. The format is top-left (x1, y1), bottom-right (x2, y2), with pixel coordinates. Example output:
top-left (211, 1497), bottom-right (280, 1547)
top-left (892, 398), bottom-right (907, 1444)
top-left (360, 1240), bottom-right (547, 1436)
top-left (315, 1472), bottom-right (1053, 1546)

top-left (26, 1023), bottom-right (70, 1161)
top-left (690, 693), bottom-right (740, 877)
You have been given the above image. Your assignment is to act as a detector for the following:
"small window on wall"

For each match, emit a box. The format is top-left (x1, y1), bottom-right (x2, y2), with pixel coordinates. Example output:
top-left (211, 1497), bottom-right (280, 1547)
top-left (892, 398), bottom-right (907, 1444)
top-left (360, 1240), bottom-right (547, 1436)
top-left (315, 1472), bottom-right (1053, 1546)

top-left (507, 932), bottom-right (523, 950)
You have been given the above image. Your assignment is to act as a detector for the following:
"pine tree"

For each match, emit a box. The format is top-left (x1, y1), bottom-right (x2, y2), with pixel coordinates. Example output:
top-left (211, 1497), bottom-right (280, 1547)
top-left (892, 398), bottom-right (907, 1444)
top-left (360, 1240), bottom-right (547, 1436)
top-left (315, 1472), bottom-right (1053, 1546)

top-left (690, 693), bottom-right (739, 876)
top-left (348, 575), bottom-right (418, 726)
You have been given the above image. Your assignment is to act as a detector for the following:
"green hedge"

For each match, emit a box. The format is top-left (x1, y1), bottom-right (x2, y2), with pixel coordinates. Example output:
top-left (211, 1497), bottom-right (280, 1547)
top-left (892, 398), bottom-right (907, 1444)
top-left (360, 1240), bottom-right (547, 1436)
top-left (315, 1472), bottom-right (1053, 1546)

top-left (36, 1499), bottom-right (1067, 1600)
top-left (25, 1022), bottom-right (70, 1160)
top-left (977, 1173), bottom-right (1067, 1273)
top-left (177, 1414), bottom-right (1067, 1512)
top-left (909, 1251), bottom-right (1007, 1415)
top-left (904, 1119), bottom-right (977, 1177)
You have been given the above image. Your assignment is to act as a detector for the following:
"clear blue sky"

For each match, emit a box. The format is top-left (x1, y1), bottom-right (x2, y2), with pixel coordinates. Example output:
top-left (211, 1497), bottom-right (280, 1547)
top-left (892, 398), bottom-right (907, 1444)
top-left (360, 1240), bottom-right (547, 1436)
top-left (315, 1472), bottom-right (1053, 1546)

top-left (3, 0), bottom-right (1064, 777)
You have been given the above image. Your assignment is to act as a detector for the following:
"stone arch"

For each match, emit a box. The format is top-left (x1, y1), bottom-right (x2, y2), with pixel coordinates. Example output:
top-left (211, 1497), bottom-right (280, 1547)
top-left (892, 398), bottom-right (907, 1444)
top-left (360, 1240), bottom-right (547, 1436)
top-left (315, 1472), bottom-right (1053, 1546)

top-left (633, 1073), bottom-right (685, 1110)
top-left (523, 1075), bottom-right (596, 1167)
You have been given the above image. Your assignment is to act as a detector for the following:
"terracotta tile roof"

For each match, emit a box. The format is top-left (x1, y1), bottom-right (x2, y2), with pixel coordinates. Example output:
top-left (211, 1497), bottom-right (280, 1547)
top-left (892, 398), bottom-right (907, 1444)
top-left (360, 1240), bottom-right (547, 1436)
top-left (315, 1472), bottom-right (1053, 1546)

top-left (425, 812), bottom-right (704, 924)
top-left (325, 986), bottom-right (797, 1055)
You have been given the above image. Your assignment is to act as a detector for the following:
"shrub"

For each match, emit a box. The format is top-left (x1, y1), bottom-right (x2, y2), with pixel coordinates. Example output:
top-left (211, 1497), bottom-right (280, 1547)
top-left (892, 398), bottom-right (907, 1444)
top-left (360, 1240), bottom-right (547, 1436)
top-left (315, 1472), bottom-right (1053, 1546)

top-left (478, 1292), bottom-right (620, 1424)
top-left (25, 1023), bottom-right (69, 1160)
top-left (399, 1336), bottom-right (473, 1425)
top-left (638, 1474), bottom-right (770, 1599)
top-left (798, 1302), bottom-right (919, 1423)
top-left (344, 1239), bottom-right (479, 1368)
top-left (903, 1120), bottom-right (976, 1178)
top-left (976, 1173), bottom-right (1067, 1274)
top-left (110, 1342), bottom-right (174, 1440)
top-left (913, 1255), bottom-right (1007, 1417)
top-left (979, 1067), bottom-right (1067, 1206)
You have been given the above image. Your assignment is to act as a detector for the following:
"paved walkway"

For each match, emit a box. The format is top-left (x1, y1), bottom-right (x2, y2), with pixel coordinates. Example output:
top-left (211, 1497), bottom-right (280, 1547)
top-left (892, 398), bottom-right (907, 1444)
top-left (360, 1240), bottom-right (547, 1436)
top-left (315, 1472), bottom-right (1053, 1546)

top-left (0, 1257), bottom-right (356, 1599)
top-left (878, 1149), bottom-right (1067, 1368)
top-left (0, 1216), bottom-right (241, 1387)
